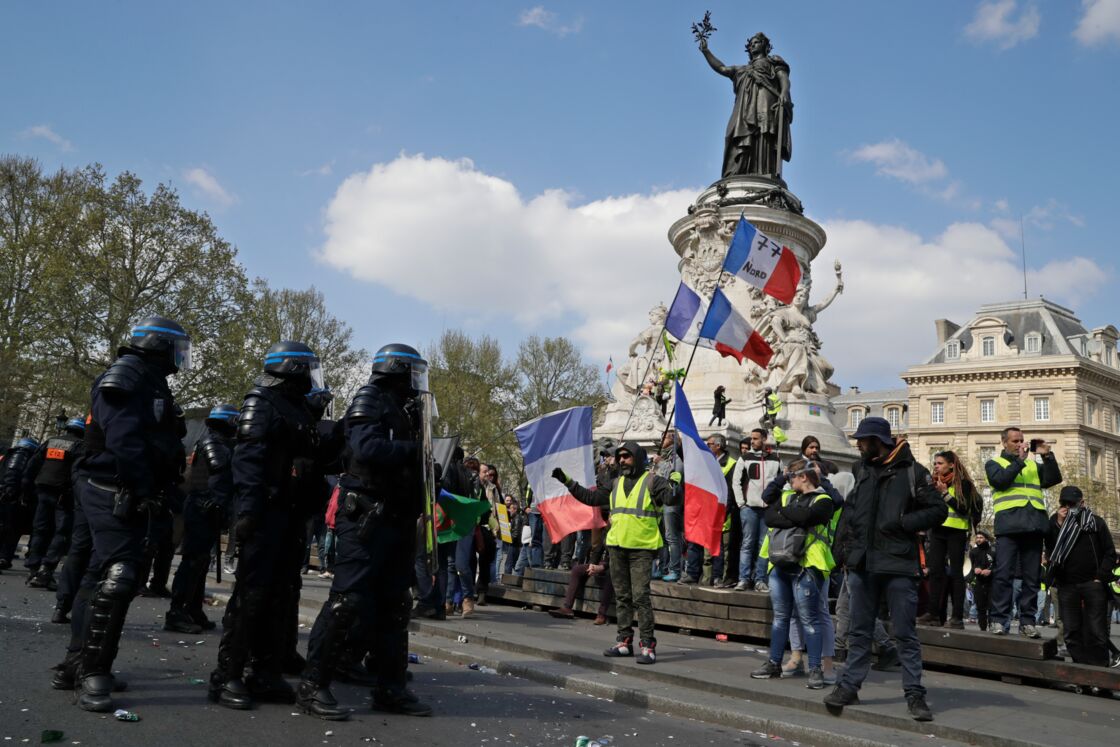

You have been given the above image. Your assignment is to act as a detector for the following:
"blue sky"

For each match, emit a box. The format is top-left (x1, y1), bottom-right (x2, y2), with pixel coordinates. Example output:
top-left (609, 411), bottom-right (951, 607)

top-left (3, 1), bottom-right (1118, 389)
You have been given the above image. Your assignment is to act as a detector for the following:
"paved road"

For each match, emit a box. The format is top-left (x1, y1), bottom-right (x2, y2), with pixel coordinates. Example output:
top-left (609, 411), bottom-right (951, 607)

top-left (0, 570), bottom-right (765, 747)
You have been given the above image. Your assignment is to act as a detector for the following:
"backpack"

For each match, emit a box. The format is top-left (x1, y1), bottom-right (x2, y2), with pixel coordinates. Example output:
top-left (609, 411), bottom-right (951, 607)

top-left (767, 492), bottom-right (828, 571)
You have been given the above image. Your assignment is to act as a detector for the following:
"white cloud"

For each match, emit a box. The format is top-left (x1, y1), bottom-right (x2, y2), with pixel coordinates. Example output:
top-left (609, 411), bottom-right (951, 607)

top-left (300, 160), bottom-right (335, 177)
top-left (318, 154), bottom-right (692, 361)
top-left (20, 124), bottom-right (73, 152)
top-left (517, 5), bottom-right (583, 36)
top-left (989, 198), bottom-right (1085, 239)
top-left (848, 139), bottom-right (948, 184)
top-left (815, 219), bottom-right (1107, 386)
top-left (964, 0), bottom-right (1041, 49)
top-left (1074, 0), bottom-right (1120, 45)
top-left (183, 167), bottom-right (236, 208)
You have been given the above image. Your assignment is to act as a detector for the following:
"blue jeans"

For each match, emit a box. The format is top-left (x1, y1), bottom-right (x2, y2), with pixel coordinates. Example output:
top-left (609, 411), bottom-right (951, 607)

top-left (502, 542), bottom-right (521, 574)
top-left (662, 505), bottom-right (683, 575)
top-left (449, 533), bottom-right (476, 601)
top-left (840, 571), bottom-right (925, 697)
top-left (514, 513), bottom-right (544, 575)
top-left (738, 507), bottom-right (768, 584)
top-left (790, 570), bottom-right (836, 657)
top-left (991, 533), bottom-right (1043, 628)
top-left (768, 566), bottom-right (825, 669)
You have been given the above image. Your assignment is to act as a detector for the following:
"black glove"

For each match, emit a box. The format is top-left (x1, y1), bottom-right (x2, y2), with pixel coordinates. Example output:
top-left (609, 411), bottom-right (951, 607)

top-left (551, 467), bottom-right (569, 484)
top-left (234, 513), bottom-right (259, 544)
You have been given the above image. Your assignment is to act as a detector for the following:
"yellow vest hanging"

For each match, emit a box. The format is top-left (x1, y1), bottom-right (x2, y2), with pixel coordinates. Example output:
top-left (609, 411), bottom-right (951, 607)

top-left (606, 471), bottom-right (662, 550)
top-left (721, 456), bottom-right (736, 531)
top-left (990, 457), bottom-right (1046, 515)
top-left (942, 484), bottom-right (970, 531)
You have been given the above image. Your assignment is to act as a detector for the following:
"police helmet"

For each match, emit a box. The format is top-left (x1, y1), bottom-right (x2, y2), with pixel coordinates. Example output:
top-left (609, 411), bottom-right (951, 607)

top-left (263, 341), bottom-right (323, 389)
top-left (371, 343), bottom-right (429, 392)
top-left (205, 404), bottom-right (239, 429)
top-left (64, 417), bottom-right (86, 436)
top-left (16, 436), bottom-right (40, 450)
top-left (129, 316), bottom-right (192, 373)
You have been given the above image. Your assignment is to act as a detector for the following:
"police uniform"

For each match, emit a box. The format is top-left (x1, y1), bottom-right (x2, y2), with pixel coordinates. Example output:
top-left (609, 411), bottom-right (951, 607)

top-left (165, 405), bottom-right (238, 634)
top-left (27, 421), bottom-right (85, 588)
top-left (296, 344), bottom-right (431, 720)
top-left (0, 437), bottom-right (41, 569)
top-left (210, 341), bottom-right (320, 711)
top-left (60, 316), bottom-right (191, 713)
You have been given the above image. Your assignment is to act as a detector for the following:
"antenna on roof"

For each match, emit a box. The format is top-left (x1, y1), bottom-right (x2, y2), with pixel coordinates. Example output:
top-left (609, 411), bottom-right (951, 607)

top-left (1019, 215), bottom-right (1028, 300)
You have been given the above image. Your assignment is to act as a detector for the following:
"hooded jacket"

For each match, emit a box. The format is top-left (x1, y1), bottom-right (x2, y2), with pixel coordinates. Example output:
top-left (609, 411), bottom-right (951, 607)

top-left (733, 448), bottom-right (780, 509)
top-left (834, 440), bottom-right (947, 576)
top-left (565, 439), bottom-right (681, 513)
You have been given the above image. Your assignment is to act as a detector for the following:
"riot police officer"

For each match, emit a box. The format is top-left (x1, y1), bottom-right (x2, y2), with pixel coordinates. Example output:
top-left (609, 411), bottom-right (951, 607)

top-left (27, 418), bottom-right (86, 589)
top-left (296, 343), bottom-right (432, 720)
top-left (0, 436), bottom-right (41, 570)
top-left (165, 404), bottom-right (238, 634)
top-left (210, 341), bottom-right (320, 710)
top-left (58, 316), bottom-right (191, 713)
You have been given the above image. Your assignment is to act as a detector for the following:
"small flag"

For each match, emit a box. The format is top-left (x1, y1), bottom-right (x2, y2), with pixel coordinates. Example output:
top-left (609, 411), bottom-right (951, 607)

top-left (515, 406), bottom-right (607, 543)
top-left (435, 490), bottom-right (491, 543)
top-left (665, 282), bottom-right (709, 343)
top-left (698, 288), bottom-right (774, 367)
top-left (722, 217), bottom-right (802, 304)
top-left (605, 357), bottom-right (613, 374)
top-left (673, 382), bottom-right (728, 556)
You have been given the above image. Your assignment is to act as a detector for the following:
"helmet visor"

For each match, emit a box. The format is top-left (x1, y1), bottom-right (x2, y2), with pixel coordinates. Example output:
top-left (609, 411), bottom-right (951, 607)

top-left (410, 361), bottom-right (430, 393)
top-left (309, 359), bottom-right (324, 390)
top-left (173, 337), bottom-right (193, 372)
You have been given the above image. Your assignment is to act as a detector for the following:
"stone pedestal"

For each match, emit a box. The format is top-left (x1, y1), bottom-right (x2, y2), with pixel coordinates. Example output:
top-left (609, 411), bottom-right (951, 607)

top-left (596, 175), bottom-right (856, 468)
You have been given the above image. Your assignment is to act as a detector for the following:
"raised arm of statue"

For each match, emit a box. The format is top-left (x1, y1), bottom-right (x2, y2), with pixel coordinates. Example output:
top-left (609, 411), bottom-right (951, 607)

top-left (808, 261), bottom-right (844, 317)
top-left (699, 40), bottom-right (732, 77)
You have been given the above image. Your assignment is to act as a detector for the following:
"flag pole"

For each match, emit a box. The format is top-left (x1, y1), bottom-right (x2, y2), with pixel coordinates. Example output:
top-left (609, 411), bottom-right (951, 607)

top-left (617, 316), bottom-right (672, 442)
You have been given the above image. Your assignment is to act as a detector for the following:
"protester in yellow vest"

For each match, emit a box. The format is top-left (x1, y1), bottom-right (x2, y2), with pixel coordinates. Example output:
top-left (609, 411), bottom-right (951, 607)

top-left (918, 450), bottom-right (983, 629)
top-left (984, 427), bottom-right (1062, 638)
top-left (749, 459), bottom-right (836, 690)
top-left (552, 440), bottom-right (681, 665)
top-left (681, 434), bottom-right (736, 586)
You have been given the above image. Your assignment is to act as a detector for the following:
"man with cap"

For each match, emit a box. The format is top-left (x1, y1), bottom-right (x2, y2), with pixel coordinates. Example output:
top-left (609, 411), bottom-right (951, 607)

top-left (824, 417), bottom-right (946, 722)
top-left (1044, 486), bottom-right (1116, 667)
top-left (984, 427), bottom-right (1062, 638)
top-left (552, 440), bottom-right (681, 665)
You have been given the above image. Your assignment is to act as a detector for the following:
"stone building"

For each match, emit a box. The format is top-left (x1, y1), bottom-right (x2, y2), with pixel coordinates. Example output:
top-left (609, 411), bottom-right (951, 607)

top-left (829, 386), bottom-right (910, 440)
top-left (897, 298), bottom-right (1120, 521)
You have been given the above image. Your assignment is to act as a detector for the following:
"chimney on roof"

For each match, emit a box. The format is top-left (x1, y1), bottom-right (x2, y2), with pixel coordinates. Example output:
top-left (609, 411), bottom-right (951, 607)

top-left (935, 319), bottom-right (960, 346)
top-left (849, 386), bottom-right (861, 394)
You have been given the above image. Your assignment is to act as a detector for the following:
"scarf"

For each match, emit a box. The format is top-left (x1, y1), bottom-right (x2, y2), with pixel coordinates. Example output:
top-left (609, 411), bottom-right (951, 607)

top-left (1049, 505), bottom-right (1099, 569)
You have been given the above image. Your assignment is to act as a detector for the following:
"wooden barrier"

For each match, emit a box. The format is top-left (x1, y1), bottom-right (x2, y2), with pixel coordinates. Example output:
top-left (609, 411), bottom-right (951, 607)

top-left (492, 569), bottom-right (1118, 692)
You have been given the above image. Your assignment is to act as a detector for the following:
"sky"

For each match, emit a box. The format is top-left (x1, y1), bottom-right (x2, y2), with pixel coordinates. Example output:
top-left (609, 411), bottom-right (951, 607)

top-left (3, 1), bottom-right (1119, 391)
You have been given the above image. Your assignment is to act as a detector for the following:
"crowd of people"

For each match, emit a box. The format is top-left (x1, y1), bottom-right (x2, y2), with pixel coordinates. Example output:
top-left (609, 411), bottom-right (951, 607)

top-left (1, 321), bottom-right (1118, 726)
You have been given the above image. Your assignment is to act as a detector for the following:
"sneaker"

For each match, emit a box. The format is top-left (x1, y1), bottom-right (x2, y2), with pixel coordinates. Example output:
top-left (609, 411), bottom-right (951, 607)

top-left (318, 570), bottom-right (331, 579)
top-left (1019, 624), bottom-right (1041, 639)
top-left (807, 667), bottom-right (825, 689)
top-left (733, 580), bottom-right (753, 591)
top-left (677, 575), bottom-right (699, 585)
top-left (593, 614), bottom-right (608, 625)
top-left (1109, 653), bottom-right (1120, 669)
top-left (604, 637), bottom-right (633, 657)
top-left (907, 694), bottom-right (933, 721)
top-left (750, 660), bottom-right (782, 679)
top-left (823, 685), bottom-right (860, 710)
top-left (822, 670), bottom-right (838, 685)
top-left (915, 613), bottom-right (938, 626)
top-left (944, 618), bottom-right (965, 630)
top-left (780, 659), bottom-right (806, 678)
top-left (547, 607), bottom-right (575, 619)
top-left (636, 640), bottom-right (656, 665)
top-left (661, 572), bottom-right (680, 582)
top-left (755, 581), bottom-right (769, 593)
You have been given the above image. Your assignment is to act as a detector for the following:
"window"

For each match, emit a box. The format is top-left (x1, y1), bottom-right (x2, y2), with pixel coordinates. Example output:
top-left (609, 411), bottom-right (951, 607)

top-left (980, 399), bottom-right (995, 423)
top-left (982, 337), bottom-right (996, 357)
top-left (1087, 399), bottom-right (1097, 426)
top-left (1089, 448), bottom-right (1102, 479)
top-left (1114, 408), bottom-right (1120, 434)
top-left (886, 407), bottom-right (901, 430)
top-left (946, 340), bottom-right (960, 360)
top-left (979, 446), bottom-right (996, 464)
top-left (1034, 397), bottom-right (1050, 422)
top-left (1025, 333), bottom-right (1041, 353)
top-left (931, 401), bottom-right (945, 425)
top-left (849, 408), bottom-right (864, 429)
top-left (1107, 345), bottom-right (1115, 366)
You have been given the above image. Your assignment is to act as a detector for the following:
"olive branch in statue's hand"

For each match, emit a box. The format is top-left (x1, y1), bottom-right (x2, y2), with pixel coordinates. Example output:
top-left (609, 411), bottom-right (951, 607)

top-left (691, 10), bottom-right (716, 46)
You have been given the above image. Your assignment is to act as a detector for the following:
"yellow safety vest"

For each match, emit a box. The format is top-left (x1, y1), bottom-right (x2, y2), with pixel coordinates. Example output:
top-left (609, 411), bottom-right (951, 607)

top-left (766, 394), bottom-right (783, 416)
top-left (721, 456), bottom-right (736, 531)
top-left (606, 471), bottom-right (662, 550)
top-left (990, 457), bottom-right (1046, 515)
top-left (942, 484), bottom-right (970, 531)
top-left (1110, 566), bottom-right (1120, 597)
top-left (760, 489), bottom-right (834, 574)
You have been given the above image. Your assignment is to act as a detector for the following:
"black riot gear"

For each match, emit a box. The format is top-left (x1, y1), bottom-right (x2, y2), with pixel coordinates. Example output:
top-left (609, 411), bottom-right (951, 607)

top-left (261, 341), bottom-right (323, 393)
top-left (125, 316), bottom-right (192, 374)
top-left (370, 343), bottom-right (429, 393)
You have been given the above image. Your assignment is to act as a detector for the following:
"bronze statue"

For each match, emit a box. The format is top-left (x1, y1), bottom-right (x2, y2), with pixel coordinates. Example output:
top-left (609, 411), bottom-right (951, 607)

top-left (697, 28), bottom-right (792, 180)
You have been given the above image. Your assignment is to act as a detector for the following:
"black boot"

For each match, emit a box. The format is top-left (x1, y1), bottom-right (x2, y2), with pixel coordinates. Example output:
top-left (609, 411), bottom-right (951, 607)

top-left (51, 606), bottom-right (69, 625)
top-left (297, 592), bottom-right (358, 720)
top-left (165, 606), bottom-right (203, 634)
top-left (76, 562), bottom-right (136, 713)
top-left (371, 685), bottom-right (432, 716)
top-left (212, 586), bottom-right (265, 710)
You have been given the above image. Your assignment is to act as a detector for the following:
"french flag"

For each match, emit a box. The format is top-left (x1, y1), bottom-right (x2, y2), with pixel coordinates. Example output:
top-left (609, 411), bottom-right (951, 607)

top-left (722, 216), bottom-right (802, 305)
top-left (514, 406), bottom-right (607, 543)
top-left (665, 281), bottom-right (708, 344)
top-left (698, 288), bottom-right (774, 368)
top-left (673, 382), bottom-right (727, 556)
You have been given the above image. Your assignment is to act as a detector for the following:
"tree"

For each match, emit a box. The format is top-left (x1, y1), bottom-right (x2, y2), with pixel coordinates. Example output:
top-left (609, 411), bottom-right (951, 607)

top-left (426, 330), bottom-right (516, 451)
top-left (512, 335), bottom-right (605, 424)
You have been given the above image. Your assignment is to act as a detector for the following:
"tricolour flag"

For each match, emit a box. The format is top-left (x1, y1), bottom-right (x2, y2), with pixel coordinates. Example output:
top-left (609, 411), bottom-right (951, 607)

top-left (514, 406), bottom-right (607, 543)
top-left (722, 216), bottom-right (802, 304)
top-left (673, 382), bottom-right (727, 556)
top-left (605, 357), bottom-right (613, 374)
top-left (665, 281), bottom-right (709, 343)
top-left (698, 288), bottom-right (774, 367)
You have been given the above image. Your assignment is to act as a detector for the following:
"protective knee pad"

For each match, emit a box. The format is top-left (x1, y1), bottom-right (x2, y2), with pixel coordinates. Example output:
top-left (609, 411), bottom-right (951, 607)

top-left (100, 562), bottom-right (138, 600)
